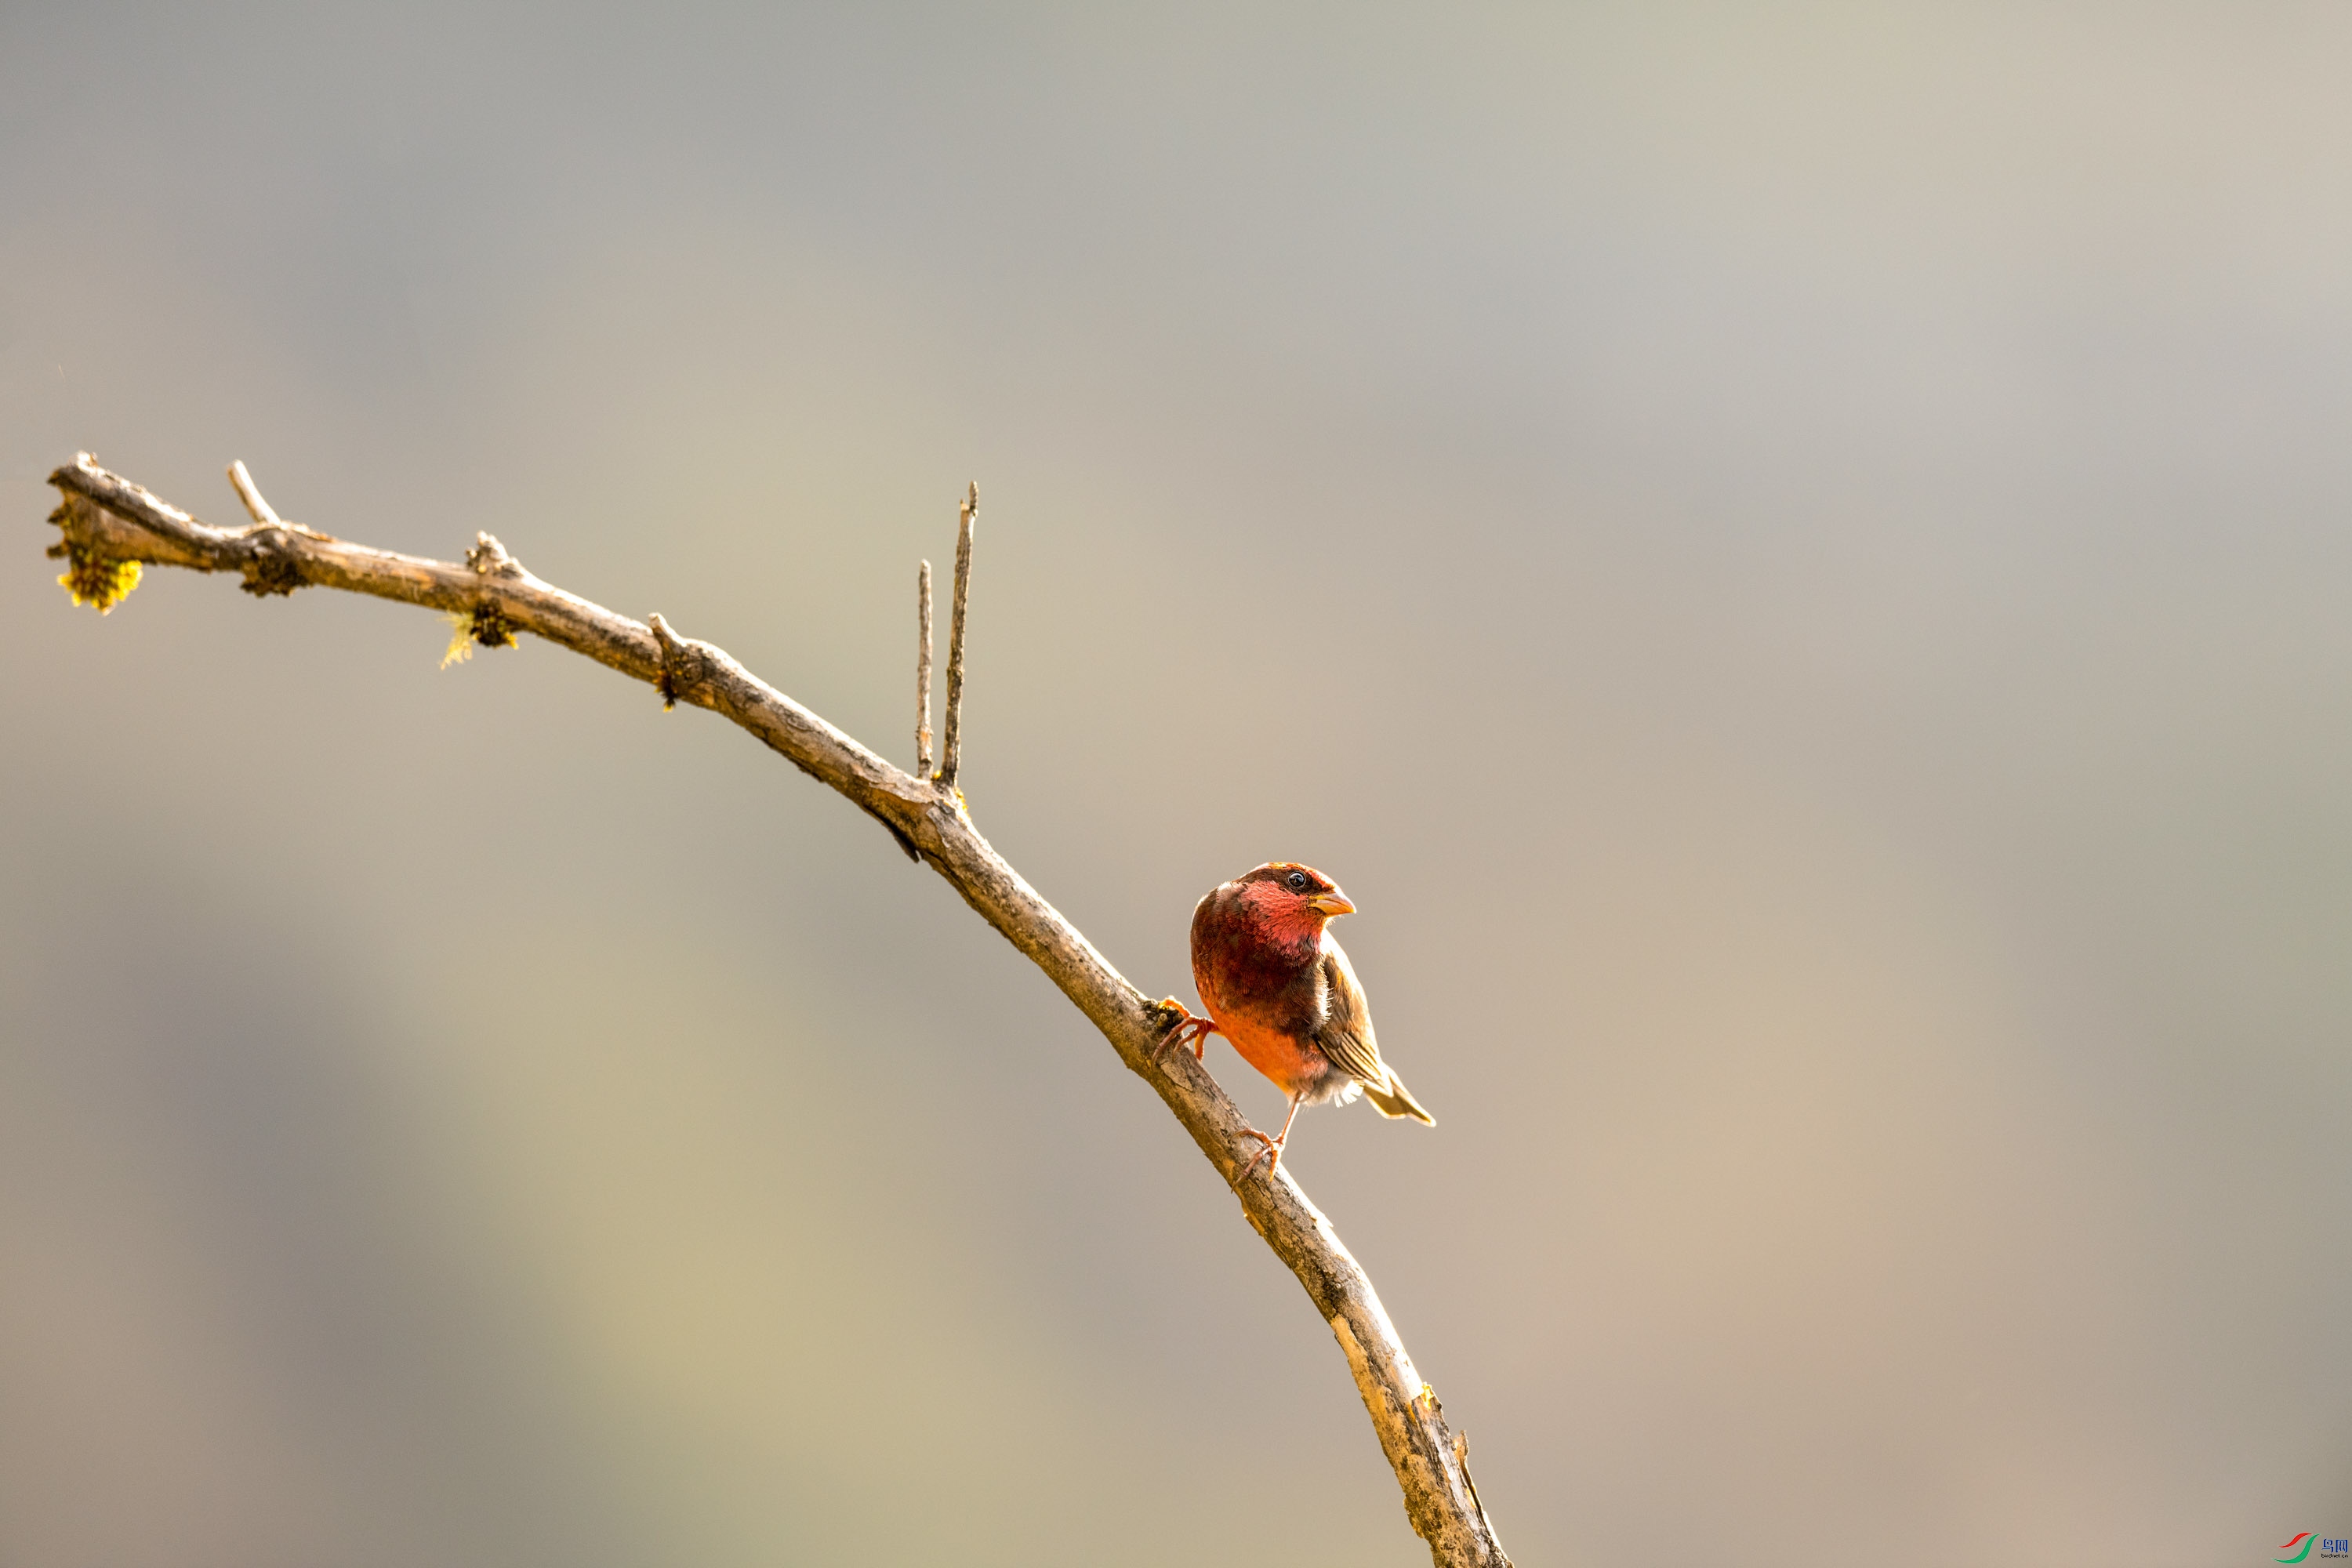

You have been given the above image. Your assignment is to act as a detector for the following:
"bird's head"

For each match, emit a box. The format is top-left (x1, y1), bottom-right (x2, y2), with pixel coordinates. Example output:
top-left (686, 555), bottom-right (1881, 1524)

top-left (1236, 862), bottom-right (1356, 936)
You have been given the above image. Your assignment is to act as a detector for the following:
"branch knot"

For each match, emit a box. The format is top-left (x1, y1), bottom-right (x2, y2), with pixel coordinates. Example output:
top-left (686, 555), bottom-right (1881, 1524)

top-left (648, 612), bottom-right (708, 710)
top-left (239, 532), bottom-right (307, 597)
top-left (467, 532), bottom-right (525, 579)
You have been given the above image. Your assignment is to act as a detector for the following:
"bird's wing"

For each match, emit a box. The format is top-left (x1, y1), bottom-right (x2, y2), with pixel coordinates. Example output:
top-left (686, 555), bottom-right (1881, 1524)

top-left (1311, 938), bottom-right (1388, 1088)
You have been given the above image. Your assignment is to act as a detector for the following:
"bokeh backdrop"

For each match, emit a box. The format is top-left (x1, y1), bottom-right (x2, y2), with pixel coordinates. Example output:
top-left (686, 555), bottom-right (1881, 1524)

top-left (4, 5), bottom-right (2350, 1565)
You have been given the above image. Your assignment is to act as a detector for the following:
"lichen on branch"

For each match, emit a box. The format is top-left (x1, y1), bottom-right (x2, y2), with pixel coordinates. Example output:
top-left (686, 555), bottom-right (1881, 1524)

top-left (47, 512), bottom-right (142, 612)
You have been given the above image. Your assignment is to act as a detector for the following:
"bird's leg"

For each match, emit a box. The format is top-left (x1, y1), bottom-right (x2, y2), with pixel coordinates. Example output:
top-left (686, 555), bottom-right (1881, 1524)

top-left (1152, 1000), bottom-right (1219, 1067)
top-left (1235, 1094), bottom-right (1306, 1185)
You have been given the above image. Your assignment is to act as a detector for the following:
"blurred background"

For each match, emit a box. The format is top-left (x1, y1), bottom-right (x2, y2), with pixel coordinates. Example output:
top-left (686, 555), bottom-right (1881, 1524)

top-left (3, 5), bottom-right (2348, 1564)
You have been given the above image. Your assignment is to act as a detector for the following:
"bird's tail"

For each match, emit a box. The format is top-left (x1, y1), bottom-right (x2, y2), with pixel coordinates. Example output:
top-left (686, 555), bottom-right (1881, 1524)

top-left (1363, 1069), bottom-right (1434, 1124)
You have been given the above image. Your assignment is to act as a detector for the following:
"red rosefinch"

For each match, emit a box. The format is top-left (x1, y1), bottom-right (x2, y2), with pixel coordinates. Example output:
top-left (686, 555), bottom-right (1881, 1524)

top-left (1160, 862), bottom-right (1432, 1181)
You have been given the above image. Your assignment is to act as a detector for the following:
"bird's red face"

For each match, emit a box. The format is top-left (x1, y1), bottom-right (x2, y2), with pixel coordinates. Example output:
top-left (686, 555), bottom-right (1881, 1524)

top-left (1234, 862), bottom-right (1356, 940)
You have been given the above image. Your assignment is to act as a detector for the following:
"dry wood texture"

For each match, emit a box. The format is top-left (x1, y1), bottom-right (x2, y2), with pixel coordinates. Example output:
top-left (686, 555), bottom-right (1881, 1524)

top-left (42, 452), bottom-right (1510, 1568)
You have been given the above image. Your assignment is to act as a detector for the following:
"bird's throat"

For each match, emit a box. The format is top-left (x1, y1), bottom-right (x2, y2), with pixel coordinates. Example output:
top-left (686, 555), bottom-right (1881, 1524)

top-left (1240, 883), bottom-right (1327, 950)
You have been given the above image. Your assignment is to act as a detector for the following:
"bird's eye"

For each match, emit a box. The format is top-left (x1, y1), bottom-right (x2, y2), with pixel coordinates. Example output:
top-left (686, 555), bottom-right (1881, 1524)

top-left (1287, 870), bottom-right (1308, 891)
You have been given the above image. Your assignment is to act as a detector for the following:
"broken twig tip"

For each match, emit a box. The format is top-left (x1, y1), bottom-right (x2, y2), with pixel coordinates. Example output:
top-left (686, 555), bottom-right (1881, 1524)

top-left (466, 532), bottom-right (523, 578)
top-left (649, 612), bottom-right (683, 709)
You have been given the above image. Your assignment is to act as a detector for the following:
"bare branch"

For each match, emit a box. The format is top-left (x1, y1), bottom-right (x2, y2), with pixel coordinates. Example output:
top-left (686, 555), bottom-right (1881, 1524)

top-left (916, 558), bottom-right (935, 774)
top-left (938, 481), bottom-right (975, 789)
top-left (40, 452), bottom-right (1510, 1568)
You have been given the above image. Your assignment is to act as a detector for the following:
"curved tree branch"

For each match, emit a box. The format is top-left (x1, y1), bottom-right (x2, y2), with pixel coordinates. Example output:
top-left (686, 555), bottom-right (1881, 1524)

top-left (41, 452), bottom-right (1510, 1568)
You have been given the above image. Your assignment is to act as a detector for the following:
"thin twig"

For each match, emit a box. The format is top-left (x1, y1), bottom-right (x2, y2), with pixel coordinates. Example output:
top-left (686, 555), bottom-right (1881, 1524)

top-left (40, 453), bottom-right (1510, 1568)
top-left (226, 460), bottom-right (281, 528)
top-left (916, 559), bottom-right (934, 774)
top-left (938, 481), bottom-right (975, 789)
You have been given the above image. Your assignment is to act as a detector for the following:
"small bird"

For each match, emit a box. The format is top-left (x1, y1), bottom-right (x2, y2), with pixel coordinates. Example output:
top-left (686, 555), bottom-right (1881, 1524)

top-left (1160, 861), bottom-right (1432, 1181)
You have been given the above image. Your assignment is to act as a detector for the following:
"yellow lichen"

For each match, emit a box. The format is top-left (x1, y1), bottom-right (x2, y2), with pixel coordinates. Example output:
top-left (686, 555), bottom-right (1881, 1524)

top-left (56, 551), bottom-right (143, 613)
top-left (440, 611), bottom-right (477, 667)
top-left (441, 602), bottom-right (519, 667)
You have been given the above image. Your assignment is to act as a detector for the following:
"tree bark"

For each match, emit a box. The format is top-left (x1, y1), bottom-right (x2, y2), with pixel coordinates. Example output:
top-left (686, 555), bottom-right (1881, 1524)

top-left (42, 452), bottom-right (1511, 1567)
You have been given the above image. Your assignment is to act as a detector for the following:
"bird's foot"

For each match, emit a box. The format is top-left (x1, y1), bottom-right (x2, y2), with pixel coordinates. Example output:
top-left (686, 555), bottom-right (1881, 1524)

top-left (1152, 1002), bottom-right (1218, 1068)
top-left (1232, 1127), bottom-right (1286, 1185)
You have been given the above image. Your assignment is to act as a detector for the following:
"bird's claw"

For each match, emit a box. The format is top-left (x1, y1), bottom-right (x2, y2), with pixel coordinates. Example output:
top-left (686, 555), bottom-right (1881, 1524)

top-left (1232, 1127), bottom-right (1286, 1185)
top-left (1152, 1002), bottom-right (1217, 1069)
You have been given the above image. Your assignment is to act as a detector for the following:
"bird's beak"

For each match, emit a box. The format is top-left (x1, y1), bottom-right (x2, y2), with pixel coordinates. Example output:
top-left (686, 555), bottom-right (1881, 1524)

top-left (1307, 892), bottom-right (1356, 917)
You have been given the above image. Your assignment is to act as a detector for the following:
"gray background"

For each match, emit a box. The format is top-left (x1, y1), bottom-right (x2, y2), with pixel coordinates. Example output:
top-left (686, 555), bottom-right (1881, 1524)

top-left (4, 5), bottom-right (2349, 1564)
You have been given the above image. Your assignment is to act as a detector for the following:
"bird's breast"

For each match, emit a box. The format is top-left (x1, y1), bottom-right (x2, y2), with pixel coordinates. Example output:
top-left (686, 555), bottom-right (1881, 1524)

top-left (1211, 1010), bottom-right (1333, 1098)
top-left (1192, 906), bottom-right (1332, 1096)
